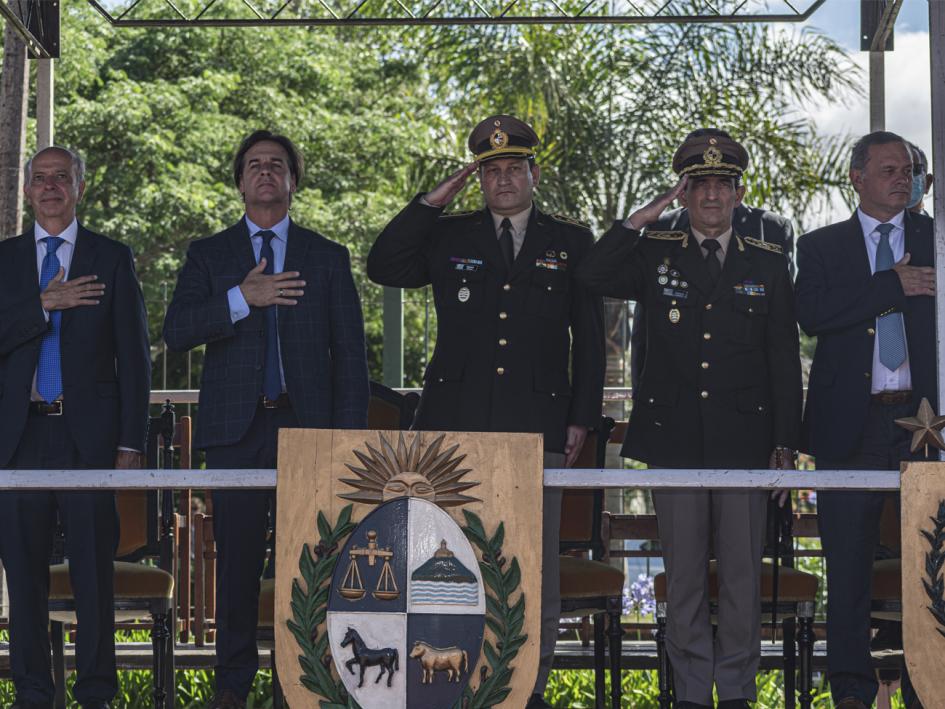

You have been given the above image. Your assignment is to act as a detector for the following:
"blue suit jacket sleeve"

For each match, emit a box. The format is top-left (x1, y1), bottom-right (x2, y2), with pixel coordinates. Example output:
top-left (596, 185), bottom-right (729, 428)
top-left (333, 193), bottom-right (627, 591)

top-left (330, 246), bottom-right (370, 429)
top-left (162, 241), bottom-right (236, 352)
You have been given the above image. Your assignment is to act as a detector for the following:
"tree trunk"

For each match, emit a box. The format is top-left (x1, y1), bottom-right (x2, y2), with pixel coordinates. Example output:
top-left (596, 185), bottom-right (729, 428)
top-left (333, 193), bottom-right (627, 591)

top-left (0, 19), bottom-right (29, 240)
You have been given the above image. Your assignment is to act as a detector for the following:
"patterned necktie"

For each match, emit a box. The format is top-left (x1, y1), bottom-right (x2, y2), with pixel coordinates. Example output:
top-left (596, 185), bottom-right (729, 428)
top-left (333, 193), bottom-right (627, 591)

top-left (257, 230), bottom-right (282, 400)
top-left (874, 222), bottom-right (907, 371)
top-left (702, 238), bottom-right (722, 285)
top-left (498, 218), bottom-right (515, 271)
top-left (37, 236), bottom-right (65, 403)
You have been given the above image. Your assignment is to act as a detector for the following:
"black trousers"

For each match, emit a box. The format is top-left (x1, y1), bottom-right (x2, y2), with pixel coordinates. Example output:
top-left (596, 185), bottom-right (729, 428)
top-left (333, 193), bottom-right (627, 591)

top-left (817, 397), bottom-right (919, 707)
top-left (205, 404), bottom-right (298, 699)
top-left (0, 413), bottom-right (118, 706)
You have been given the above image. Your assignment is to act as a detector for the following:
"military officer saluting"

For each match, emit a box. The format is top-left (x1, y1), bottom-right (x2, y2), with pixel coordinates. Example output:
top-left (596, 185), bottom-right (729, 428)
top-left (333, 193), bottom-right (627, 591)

top-left (368, 115), bottom-right (605, 709)
top-left (576, 131), bottom-right (802, 709)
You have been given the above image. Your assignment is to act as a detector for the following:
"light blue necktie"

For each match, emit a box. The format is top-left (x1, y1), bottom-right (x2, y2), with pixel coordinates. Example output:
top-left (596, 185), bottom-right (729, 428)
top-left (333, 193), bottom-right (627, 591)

top-left (874, 223), bottom-right (907, 371)
top-left (37, 236), bottom-right (65, 403)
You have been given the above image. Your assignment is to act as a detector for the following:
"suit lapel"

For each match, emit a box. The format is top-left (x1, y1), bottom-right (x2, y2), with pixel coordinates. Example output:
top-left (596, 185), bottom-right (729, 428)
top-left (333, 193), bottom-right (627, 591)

top-left (902, 211), bottom-right (933, 372)
top-left (62, 226), bottom-right (98, 333)
top-left (713, 234), bottom-right (752, 301)
top-left (18, 225), bottom-right (39, 292)
top-left (280, 220), bottom-right (312, 327)
top-left (843, 212), bottom-right (873, 280)
top-left (228, 219), bottom-right (257, 277)
top-left (511, 207), bottom-right (553, 280)
top-left (471, 208), bottom-right (507, 276)
top-left (673, 229), bottom-right (713, 297)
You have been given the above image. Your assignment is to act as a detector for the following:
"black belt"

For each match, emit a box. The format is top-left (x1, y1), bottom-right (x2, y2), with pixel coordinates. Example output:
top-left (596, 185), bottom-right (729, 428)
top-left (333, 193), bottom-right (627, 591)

top-left (259, 393), bottom-right (291, 409)
top-left (29, 400), bottom-right (63, 416)
top-left (870, 390), bottom-right (912, 405)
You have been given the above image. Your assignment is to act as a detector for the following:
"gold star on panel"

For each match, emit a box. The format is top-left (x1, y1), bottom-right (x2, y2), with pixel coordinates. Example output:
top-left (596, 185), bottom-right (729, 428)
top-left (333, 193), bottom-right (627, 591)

top-left (894, 397), bottom-right (945, 457)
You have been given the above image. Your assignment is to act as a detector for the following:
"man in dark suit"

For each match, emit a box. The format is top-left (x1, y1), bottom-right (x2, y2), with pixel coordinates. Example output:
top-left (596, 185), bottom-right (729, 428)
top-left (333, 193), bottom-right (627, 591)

top-left (367, 115), bottom-right (605, 709)
top-left (0, 146), bottom-right (151, 709)
top-left (576, 131), bottom-right (802, 709)
top-left (163, 130), bottom-right (370, 709)
top-left (630, 128), bottom-right (795, 389)
top-left (796, 131), bottom-right (935, 709)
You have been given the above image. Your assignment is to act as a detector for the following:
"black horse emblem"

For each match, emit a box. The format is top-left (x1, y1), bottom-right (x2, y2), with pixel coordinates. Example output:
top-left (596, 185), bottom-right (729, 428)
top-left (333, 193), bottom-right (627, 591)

top-left (340, 626), bottom-right (400, 688)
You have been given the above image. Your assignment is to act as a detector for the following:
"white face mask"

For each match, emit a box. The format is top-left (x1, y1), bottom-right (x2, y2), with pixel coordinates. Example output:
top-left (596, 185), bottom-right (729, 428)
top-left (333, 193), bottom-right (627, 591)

top-left (909, 173), bottom-right (926, 209)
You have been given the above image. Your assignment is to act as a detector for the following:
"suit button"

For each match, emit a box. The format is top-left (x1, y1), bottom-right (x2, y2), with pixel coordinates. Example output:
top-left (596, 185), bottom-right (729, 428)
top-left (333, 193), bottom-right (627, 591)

top-left (703, 332), bottom-right (711, 340)
top-left (867, 327), bottom-right (876, 335)
top-left (701, 390), bottom-right (709, 399)
top-left (497, 367), bottom-right (505, 375)
top-left (705, 304), bottom-right (713, 311)
top-left (864, 372), bottom-right (871, 378)
top-left (648, 397), bottom-right (654, 404)
top-left (255, 365), bottom-right (262, 371)
top-left (437, 377), bottom-right (444, 382)
top-left (498, 338), bottom-right (508, 346)
top-left (499, 311), bottom-right (508, 320)
top-left (503, 284), bottom-right (511, 291)
top-left (701, 361), bottom-right (709, 369)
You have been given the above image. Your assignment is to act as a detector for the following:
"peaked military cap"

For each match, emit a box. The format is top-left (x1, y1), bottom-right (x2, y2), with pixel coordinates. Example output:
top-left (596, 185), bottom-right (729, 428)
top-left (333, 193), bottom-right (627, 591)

top-left (672, 129), bottom-right (749, 180)
top-left (468, 115), bottom-right (539, 163)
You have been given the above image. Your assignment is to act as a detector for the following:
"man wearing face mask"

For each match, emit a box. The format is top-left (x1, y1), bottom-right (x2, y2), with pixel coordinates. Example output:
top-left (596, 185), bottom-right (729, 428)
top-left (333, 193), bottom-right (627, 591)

top-left (576, 131), bottom-right (802, 709)
top-left (368, 115), bottom-right (605, 708)
top-left (907, 142), bottom-right (933, 216)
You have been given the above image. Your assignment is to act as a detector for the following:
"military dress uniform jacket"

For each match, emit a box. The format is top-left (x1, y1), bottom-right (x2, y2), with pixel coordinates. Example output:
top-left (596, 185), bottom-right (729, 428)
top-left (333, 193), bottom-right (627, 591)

top-left (367, 195), bottom-right (605, 453)
top-left (575, 223), bottom-right (802, 468)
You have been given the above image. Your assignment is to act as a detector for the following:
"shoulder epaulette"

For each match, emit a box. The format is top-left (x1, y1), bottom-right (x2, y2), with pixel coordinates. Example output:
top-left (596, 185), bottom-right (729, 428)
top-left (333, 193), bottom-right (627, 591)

top-left (645, 230), bottom-right (687, 241)
top-left (550, 213), bottom-right (589, 229)
top-left (743, 236), bottom-right (783, 254)
top-left (441, 210), bottom-right (477, 219)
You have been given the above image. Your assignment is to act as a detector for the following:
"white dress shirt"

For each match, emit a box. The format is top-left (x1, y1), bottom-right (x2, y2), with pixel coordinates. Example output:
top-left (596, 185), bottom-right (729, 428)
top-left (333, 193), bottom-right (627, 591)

top-left (226, 214), bottom-right (289, 391)
top-left (856, 207), bottom-right (911, 393)
top-left (690, 226), bottom-right (733, 267)
top-left (491, 205), bottom-right (532, 259)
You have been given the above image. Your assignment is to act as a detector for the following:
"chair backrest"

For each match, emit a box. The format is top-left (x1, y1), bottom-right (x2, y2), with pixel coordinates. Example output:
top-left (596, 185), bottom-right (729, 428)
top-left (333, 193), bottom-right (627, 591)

top-left (559, 416), bottom-right (615, 559)
top-left (368, 380), bottom-right (420, 430)
top-left (116, 408), bottom-right (189, 563)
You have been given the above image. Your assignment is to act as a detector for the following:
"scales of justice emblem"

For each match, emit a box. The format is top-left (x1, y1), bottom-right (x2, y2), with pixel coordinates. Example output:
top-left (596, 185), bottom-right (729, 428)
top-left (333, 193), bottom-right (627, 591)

top-left (318, 433), bottom-right (492, 709)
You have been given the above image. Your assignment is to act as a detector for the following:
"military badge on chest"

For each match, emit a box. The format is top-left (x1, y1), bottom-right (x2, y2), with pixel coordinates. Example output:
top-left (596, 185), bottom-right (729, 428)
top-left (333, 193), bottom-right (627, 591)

top-left (657, 259), bottom-right (689, 324)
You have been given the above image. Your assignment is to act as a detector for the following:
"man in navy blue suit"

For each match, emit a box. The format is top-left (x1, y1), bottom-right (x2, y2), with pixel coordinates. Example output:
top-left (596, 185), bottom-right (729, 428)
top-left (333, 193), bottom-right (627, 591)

top-left (163, 130), bottom-right (370, 708)
top-left (0, 146), bottom-right (151, 709)
top-left (796, 131), bottom-right (935, 709)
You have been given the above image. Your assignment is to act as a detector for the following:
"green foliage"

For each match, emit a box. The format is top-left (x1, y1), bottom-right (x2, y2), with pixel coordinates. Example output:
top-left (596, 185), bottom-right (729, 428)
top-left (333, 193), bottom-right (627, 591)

top-left (37, 1), bottom-right (859, 390)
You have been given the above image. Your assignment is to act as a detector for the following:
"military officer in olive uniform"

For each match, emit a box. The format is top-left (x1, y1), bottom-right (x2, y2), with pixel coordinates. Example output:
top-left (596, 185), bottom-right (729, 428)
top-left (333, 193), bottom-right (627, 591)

top-left (576, 132), bottom-right (802, 709)
top-left (368, 115), bottom-right (605, 709)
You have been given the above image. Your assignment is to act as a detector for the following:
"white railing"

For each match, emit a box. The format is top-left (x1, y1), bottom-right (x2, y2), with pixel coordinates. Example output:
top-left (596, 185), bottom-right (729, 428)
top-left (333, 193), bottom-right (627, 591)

top-left (0, 468), bottom-right (900, 490)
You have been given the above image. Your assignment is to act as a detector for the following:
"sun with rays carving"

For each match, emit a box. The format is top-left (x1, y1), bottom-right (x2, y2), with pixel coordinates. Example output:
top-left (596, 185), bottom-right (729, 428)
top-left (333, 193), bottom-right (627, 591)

top-left (339, 432), bottom-right (481, 508)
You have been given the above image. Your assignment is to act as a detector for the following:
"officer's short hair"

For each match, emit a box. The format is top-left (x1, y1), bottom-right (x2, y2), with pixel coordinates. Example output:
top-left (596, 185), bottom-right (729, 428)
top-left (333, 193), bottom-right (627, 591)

top-left (24, 146), bottom-right (86, 185)
top-left (910, 142), bottom-right (929, 173)
top-left (850, 131), bottom-right (908, 172)
top-left (233, 130), bottom-right (304, 188)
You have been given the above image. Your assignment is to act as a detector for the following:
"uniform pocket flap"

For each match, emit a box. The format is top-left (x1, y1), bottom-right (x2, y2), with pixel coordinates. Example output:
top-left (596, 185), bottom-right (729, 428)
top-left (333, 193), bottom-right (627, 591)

top-left (534, 370), bottom-right (571, 395)
top-left (736, 386), bottom-right (769, 414)
top-left (531, 268), bottom-right (569, 292)
top-left (636, 382), bottom-right (679, 407)
top-left (733, 293), bottom-right (768, 314)
top-left (425, 359), bottom-right (465, 383)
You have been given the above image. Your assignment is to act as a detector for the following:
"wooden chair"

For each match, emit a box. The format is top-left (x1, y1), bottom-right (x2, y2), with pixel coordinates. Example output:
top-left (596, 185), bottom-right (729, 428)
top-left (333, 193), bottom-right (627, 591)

top-left (558, 416), bottom-right (625, 709)
top-left (651, 498), bottom-right (818, 709)
top-left (48, 403), bottom-right (182, 709)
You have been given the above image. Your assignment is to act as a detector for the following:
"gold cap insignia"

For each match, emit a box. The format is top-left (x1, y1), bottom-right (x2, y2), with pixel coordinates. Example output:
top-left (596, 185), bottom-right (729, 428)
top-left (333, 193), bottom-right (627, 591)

top-left (490, 128), bottom-right (509, 150)
top-left (703, 146), bottom-right (722, 166)
top-left (709, 137), bottom-right (718, 145)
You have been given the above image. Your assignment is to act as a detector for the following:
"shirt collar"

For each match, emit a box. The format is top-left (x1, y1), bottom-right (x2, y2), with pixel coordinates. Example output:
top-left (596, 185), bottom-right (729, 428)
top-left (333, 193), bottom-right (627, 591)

top-left (492, 205), bottom-right (532, 235)
top-left (857, 207), bottom-right (905, 241)
top-left (690, 226), bottom-right (733, 255)
top-left (34, 218), bottom-right (78, 246)
top-left (245, 213), bottom-right (290, 242)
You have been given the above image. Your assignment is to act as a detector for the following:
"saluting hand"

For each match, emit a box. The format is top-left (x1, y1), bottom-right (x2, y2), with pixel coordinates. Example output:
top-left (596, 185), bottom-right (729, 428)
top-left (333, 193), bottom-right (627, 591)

top-left (424, 163), bottom-right (479, 208)
top-left (893, 253), bottom-right (936, 297)
top-left (239, 258), bottom-right (306, 308)
top-left (623, 176), bottom-right (689, 232)
top-left (40, 268), bottom-right (106, 311)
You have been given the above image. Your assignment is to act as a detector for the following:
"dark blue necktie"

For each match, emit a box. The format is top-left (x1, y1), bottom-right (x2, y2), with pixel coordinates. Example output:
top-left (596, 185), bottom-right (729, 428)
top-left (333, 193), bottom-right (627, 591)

top-left (874, 223), bottom-right (907, 371)
top-left (257, 230), bottom-right (282, 400)
top-left (37, 236), bottom-right (65, 403)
